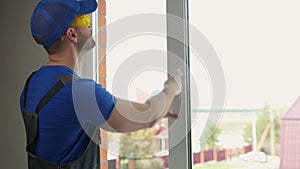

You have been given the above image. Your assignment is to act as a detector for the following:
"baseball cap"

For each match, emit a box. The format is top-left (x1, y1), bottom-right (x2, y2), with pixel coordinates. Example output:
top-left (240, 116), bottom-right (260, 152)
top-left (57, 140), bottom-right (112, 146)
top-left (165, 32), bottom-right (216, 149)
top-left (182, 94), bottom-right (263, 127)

top-left (30, 0), bottom-right (98, 47)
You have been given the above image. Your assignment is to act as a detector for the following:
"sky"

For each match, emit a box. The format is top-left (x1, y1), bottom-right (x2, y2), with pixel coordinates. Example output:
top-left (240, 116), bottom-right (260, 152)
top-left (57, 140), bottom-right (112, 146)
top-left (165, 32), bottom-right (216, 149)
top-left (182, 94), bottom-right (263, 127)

top-left (189, 0), bottom-right (300, 109)
top-left (105, 0), bottom-right (300, 110)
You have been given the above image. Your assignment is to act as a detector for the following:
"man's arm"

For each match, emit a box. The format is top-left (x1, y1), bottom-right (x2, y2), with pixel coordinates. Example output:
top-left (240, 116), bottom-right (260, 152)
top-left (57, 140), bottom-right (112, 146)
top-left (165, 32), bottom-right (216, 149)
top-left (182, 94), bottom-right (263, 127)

top-left (101, 71), bottom-right (183, 133)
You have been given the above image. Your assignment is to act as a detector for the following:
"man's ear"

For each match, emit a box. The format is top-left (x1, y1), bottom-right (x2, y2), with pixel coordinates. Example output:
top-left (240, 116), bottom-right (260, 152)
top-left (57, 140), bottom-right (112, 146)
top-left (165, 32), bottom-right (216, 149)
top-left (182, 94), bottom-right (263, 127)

top-left (65, 28), bottom-right (78, 43)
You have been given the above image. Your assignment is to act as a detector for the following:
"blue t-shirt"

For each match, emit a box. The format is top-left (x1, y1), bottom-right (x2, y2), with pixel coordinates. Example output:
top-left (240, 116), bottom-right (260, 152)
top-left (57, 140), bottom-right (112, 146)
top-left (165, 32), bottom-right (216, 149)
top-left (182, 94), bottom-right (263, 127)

top-left (20, 65), bottom-right (115, 164)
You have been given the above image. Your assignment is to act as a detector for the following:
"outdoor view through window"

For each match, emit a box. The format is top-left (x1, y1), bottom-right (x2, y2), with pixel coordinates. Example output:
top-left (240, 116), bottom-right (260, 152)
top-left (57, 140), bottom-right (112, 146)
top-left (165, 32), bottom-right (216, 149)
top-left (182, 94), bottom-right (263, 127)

top-left (106, 1), bottom-right (169, 168)
top-left (98, 0), bottom-right (300, 169)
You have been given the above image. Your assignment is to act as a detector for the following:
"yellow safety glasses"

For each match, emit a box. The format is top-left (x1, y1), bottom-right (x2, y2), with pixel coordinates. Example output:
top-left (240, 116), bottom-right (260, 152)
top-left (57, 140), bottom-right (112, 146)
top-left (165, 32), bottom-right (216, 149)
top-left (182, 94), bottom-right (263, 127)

top-left (61, 14), bottom-right (92, 41)
top-left (70, 14), bottom-right (91, 28)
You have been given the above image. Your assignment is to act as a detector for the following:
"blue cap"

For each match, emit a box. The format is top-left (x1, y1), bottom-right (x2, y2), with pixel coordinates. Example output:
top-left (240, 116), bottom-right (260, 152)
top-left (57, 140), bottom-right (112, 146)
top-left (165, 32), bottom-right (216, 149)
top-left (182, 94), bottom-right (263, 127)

top-left (30, 0), bottom-right (98, 47)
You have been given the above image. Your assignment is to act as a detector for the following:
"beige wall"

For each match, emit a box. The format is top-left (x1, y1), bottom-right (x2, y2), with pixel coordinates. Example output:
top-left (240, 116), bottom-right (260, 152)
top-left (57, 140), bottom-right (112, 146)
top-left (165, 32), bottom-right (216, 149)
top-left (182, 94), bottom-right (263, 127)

top-left (0, 1), bottom-right (47, 168)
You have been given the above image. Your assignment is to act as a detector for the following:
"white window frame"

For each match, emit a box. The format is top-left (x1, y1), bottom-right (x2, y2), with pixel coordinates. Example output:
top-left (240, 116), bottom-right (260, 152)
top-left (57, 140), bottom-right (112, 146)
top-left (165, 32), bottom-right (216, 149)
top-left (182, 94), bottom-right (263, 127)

top-left (82, 11), bottom-right (98, 81)
top-left (167, 0), bottom-right (192, 168)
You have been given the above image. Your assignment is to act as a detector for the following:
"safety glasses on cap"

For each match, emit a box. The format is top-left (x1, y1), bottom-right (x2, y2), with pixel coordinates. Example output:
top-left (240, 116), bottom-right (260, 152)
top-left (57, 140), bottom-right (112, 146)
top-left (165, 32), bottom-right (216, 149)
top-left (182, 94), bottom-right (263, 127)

top-left (70, 14), bottom-right (91, 28)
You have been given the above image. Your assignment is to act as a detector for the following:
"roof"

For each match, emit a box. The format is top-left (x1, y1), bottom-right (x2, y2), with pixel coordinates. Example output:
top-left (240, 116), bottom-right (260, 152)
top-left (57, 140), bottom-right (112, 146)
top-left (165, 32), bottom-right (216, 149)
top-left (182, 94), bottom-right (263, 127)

top-left (155, 128), bottom-right (168, 139)
top-left (282, 97), bottom-right (300, 120)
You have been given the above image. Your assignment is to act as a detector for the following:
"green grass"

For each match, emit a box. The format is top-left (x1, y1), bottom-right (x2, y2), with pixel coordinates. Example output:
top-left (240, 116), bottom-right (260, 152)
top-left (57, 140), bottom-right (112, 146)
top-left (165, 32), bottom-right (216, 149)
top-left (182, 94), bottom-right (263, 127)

top-left (193, 163), bottom-right (245, 169)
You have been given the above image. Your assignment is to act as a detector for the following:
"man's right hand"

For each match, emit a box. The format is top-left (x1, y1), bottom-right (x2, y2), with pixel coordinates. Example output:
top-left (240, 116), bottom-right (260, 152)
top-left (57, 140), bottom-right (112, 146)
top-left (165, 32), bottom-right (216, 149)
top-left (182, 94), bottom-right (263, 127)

top-left (164, 69), bottom-right (184, 95)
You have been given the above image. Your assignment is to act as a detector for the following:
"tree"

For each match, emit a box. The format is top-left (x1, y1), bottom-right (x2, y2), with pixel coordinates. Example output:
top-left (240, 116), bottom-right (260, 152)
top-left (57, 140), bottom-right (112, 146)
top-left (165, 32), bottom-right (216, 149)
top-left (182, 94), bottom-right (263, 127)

top-left (243, 104), bottom-right (286, 155)
top-left (119, 128), bottom-right (164, 169)
top-left (119, 128), bottom-right (155, 158)
top-left (200, 120), bottom-right (221, 150)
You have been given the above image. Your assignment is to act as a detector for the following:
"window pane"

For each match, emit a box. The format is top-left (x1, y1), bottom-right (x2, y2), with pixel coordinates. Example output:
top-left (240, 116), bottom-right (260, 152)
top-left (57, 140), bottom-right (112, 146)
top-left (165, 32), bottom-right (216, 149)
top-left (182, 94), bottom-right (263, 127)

top-left (189, 0), bottom-right (300, 168)
top-left (105, 1), bottom-right (169, 168)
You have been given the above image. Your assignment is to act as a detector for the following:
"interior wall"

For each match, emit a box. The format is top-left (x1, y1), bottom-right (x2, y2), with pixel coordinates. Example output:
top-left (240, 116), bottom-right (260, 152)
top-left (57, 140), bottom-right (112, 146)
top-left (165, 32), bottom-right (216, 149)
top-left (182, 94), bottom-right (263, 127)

top-left (0, 1), bottom-right (47, 168)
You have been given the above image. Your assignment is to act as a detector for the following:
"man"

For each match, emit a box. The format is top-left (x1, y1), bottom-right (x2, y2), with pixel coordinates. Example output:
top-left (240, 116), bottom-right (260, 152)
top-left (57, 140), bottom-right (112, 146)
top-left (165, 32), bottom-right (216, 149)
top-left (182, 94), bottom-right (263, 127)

top-left (20, 0), bottom-right (182, 168)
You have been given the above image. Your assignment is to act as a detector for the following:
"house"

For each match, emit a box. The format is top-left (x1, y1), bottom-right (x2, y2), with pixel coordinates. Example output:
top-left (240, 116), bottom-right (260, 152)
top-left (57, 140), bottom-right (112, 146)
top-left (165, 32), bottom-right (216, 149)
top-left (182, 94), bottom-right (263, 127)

top-left (280, 97), bottom-right (300, 169)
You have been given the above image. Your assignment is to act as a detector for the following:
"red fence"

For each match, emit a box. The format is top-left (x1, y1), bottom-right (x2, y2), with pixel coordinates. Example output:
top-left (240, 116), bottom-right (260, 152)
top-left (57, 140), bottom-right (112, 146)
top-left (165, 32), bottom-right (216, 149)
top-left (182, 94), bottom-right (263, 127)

top-left (161, 145), bottom-right (252, 168)
top-left (107, 145), bottom-right (252, 169)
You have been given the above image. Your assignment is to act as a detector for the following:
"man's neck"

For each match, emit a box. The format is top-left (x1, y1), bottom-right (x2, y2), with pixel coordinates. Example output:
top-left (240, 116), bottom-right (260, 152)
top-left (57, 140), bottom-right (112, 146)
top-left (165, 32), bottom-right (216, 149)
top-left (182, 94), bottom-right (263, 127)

top-left (45, 61), bottom-right (73, 70)
top-left (45, 47), bottom-right (78, 71)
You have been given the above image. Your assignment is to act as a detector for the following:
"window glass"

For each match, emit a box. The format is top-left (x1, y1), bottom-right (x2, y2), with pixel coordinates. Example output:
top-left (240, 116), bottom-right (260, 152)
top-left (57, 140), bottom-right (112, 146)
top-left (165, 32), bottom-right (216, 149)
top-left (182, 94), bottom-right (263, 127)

top-left (106, 1), bottom-right (169, 168)
top-left (189, 1), bottom-right (300, 168)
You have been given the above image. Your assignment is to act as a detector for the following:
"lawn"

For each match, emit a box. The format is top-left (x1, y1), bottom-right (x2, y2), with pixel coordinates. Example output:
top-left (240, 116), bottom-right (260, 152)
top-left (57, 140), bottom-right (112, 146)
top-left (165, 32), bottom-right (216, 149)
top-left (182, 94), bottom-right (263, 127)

top-left (193, 163), bottom-right (245, 169)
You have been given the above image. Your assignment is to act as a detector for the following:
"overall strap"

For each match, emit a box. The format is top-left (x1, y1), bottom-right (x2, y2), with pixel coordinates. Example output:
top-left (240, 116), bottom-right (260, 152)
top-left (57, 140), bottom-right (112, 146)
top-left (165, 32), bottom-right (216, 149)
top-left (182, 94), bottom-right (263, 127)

top-left (35, 74), bottom-right (78, 114)
top-left (23, 73), bottom-right (78, 151)
top-left (23, 72), bottom-right (36, 110)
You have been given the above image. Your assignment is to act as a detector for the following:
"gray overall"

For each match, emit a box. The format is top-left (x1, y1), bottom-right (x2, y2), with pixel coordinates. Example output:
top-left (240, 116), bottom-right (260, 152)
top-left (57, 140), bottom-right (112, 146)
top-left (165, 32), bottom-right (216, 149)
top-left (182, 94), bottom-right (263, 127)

top-left (22, 73), bottom-right (100, 169)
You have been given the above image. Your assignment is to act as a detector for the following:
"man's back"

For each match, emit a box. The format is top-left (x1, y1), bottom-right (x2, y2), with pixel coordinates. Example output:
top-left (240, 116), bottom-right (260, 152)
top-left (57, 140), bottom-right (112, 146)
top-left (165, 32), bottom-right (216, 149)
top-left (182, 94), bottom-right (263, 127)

top-left (20, 65), bottom-right (114, 163)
